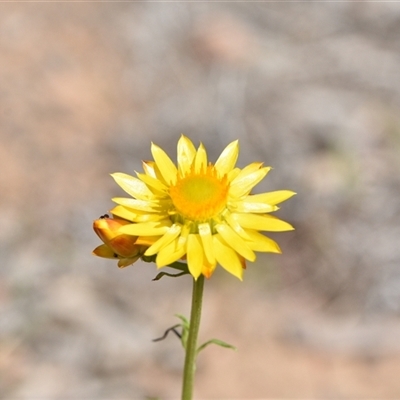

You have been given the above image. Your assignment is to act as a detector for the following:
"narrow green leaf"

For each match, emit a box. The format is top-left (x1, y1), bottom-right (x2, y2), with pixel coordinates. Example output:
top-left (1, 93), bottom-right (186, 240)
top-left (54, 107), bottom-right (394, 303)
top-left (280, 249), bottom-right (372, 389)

top-left (175, 314), bottom-right (190, 349)
top-left (152, 324), bottom-right (181, 342)
top-left (197, 338), bottom-right (237, 354)
top-left (152, 271), bottom-right (188, 281)
top-left (167, 261), bottom-right (190, 272)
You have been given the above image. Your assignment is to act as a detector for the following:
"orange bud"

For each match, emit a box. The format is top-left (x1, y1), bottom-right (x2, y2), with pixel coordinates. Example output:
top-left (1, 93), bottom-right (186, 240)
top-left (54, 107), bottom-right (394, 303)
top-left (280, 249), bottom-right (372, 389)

top-left (93, 217), bottom-right (141, 259)
top-left (93, 217), bottom-right (131, 242)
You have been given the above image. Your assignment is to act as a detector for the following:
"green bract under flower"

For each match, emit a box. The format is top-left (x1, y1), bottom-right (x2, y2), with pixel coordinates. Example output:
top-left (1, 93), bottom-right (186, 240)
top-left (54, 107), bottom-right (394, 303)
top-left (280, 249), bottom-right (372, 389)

top-left (107, 135), bottom-right (295, 280)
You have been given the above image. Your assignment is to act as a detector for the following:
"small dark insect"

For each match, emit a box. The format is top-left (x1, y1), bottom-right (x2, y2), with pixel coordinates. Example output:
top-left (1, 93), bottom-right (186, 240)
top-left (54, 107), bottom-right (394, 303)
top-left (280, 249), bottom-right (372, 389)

top-left (100, 214), bottom-right (109, 219)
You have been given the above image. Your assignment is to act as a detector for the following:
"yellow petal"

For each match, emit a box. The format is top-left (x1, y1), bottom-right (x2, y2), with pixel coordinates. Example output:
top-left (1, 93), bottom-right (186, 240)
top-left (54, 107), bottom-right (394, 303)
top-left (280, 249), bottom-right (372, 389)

top-left (187, 234), bottom-right (204, 279)
top-left (194, 143), bottom-right (207, 173)
top-left (134, 213), bottom-right (168, 223)
top-left (202, 259), bottom-right (217, 279)
top-left (244, 230), bottom-right (282, 253)
top-left (111, 205), bottom-right (166, 223)
top-left (230, 167), bottom-right (271, 198)
top-left (177, 223), bottom-right (190, 248)
top-left (216, 223), bottom-right (256, 261)
top-left (136, 172), bottom-right (168, 193)
top-left (213, 234), bottom-right (244, 280)
top-left (177, 135), bottom-right (196, 176)
top-left (247, 190), bottom-right (297, 206)
top-left (144, 224), bottom-right (182, 256)
top-left (142, 161), bottom-right (157, 178)
top-left (119, 220), bottom-right (172, 236)
top-left (151, 142), bottom-right (177, 185)
top-left (236, 162), bottom-right (264, 175)
top-left (153, 161), bottom-right (172, 185)
top-left (141, 163), bottom-right (169, 196)
top-left (215, 140), bottom-right (239, 177)
top-left (112, 197), bottom-right (170, 213)
top-left (233, 200), bottom-right (278, 213)
top-left (110, 205), bottom-right (137, 221)
top-left (231, 213), bottom-right (294, 232)
top-left (227, 167), bottom-right (241, 183)
top-left (198, 222), bottom-right (216, 265)
top-left (111, 172), bottom-right (154, 200)
top-left (156, 238), bottom-right (187, 267)
top-left (224, 212), bottom-right (252, 240)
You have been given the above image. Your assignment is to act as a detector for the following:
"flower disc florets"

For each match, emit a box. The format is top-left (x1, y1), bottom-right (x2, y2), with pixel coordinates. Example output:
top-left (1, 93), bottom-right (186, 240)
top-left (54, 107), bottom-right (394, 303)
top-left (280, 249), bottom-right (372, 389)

top-left (170, 165), bottom-right (229, 223)
top-left (104, 135), bottom-right (295, 280)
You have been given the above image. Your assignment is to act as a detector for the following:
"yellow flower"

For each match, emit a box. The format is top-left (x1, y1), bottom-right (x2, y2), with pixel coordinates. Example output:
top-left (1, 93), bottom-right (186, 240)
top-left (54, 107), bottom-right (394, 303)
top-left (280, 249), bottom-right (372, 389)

top-left (93, 215), bottom-right (148, 268)
top-left (110, 136), bottom-right (295, 280)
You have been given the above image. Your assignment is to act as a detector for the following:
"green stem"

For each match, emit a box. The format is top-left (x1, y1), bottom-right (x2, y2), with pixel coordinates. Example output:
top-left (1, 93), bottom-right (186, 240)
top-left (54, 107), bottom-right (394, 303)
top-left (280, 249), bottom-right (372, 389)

top-left (181, 275), bottom-right (205, 400)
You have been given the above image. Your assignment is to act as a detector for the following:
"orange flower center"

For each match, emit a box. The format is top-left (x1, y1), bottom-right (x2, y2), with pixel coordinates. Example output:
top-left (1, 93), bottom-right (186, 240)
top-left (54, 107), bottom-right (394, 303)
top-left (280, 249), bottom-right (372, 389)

top-left (169, 165), bottom-right (229, 222)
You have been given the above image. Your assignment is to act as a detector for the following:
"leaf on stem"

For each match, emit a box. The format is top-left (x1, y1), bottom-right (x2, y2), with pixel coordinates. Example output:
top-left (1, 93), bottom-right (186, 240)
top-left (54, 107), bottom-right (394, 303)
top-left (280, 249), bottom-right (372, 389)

top-left (152, 271), bottom-right (188, 281)
top-left (175, 314), bottom-right (190, 349)
top-left (197, 338), bottom-right (237, 354)
top-left (152, 324), bottom-right (182, 342)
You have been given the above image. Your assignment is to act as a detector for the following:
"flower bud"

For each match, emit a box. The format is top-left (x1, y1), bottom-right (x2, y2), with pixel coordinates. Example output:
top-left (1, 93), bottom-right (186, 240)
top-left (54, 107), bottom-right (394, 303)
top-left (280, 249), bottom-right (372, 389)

top-left (93, 216), bottom-right (142, 259)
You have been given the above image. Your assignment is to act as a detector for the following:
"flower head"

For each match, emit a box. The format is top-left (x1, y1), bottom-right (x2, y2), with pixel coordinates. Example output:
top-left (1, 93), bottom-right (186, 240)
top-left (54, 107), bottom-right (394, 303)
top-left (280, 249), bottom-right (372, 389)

top-left (107, 136), bottom-right (295, 279)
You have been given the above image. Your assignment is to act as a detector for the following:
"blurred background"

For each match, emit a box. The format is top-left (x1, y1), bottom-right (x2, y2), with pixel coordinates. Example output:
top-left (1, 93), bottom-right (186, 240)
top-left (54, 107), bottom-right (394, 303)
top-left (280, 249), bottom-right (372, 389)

top-left (2, 2), bottom-right (400, 399)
